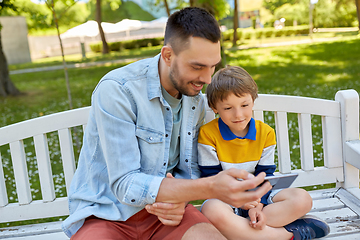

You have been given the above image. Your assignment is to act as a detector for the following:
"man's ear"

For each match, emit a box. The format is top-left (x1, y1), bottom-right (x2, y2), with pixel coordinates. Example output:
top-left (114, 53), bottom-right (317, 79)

top-left (161, 46), bottom-right (173, 67)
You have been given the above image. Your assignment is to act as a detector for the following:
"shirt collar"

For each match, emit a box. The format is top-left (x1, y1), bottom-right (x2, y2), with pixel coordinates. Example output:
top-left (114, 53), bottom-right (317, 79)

top-left (218, 117), bottom-right (256, 141)
top-left (147, 54), bottom-right (162, 101)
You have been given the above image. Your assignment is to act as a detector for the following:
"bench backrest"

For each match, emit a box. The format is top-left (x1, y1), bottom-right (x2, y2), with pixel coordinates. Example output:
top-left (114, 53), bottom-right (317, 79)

top-left (0, 90), bottom-right (358, 224)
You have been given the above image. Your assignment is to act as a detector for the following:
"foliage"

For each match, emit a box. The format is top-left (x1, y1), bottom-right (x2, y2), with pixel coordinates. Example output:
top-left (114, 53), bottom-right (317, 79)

top-left (0, 0), bottom-right (50, 31)
top-left (87, 0), bottom-right (155, 22)
top-left (50, 1), bottom-right (90, 28)
top-left (263, 0), bottom-right (298, 14)
top-left (191, 0), bottom-right (230, 20)
top-left (1, 0), bottom-right (89, 33)
top-left (0, 0), bottom-right (16, 13)
top-left (222, 25), bottom-right (310, 42)
top-left (313, 0), bottom-right (358, 27)
top-left (273, 0), bottom-right (358, 27)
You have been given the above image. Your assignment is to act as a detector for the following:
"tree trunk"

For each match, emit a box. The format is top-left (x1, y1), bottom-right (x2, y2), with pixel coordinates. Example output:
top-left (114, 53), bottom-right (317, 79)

top-left (356, 0), bottom-right (360, 32)
top-left (163, 0), bottom-right (171, 17)
top-left (189, 0), bottom-right (195, 7)
top-left (0, 30), bottom-right (20, 97)
top-left (96, 0), bottom-right (109, 54)
top-left (233, 0), bottom-right (239, 46)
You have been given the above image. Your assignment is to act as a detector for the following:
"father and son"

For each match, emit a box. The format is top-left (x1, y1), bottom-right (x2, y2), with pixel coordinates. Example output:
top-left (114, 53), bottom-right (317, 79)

top-left (62, 7), bottom-right (330, 240)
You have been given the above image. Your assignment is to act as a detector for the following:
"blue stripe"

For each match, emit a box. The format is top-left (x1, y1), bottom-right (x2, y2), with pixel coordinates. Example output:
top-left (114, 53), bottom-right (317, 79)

top-left (254, 164), bottom-right (277, 205)
top-left (199, 164), bottom-right (223, 177)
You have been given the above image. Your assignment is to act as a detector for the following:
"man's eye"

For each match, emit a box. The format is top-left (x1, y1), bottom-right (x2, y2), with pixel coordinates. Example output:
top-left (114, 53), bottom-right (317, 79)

top-left (224, 107), bottom-right (231, 110)
top-left (192, 66), bottom-right (202, 70)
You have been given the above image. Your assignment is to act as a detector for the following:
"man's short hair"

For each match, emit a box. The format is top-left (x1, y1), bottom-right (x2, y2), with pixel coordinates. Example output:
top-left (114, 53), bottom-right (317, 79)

top-left (206, 65), bottom-right (258, 109)
top-left (164, 7), bottom-right (221, 54)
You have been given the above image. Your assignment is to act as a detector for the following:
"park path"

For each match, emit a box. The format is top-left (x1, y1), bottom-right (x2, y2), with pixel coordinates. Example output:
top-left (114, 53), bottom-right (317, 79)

top-left (9, 36), bottom-right (352, 75)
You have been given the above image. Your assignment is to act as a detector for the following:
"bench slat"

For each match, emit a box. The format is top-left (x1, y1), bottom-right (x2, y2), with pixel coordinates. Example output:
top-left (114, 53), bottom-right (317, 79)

top-left (311, 207), bottom-right (358, 223)
top-left (34, 134), bottom-right (56, 202)
top-left (311, 198), bottom-right (345, 212)
top-left (0, 107), bottom-right (90, 146)
top-left (253, 110), bottom-right (264, 122)
top-left (327, 220), bottom-right (360, 238)
top-left (298, 113), bottom-right (314, 171)
top-left (0, 151), bottom-right (9, 207)
top-left (322, 116), bottom-right (343, 168)
top-left (9, 140), bottom-right (32, 205)
top-left (290, 167), bottom-right (344, 188)
top-left (254, 94), bottom-right (340, 117)
top-left (58, 129), bottom-right (76, 194)
top-left (0, 198), bottom-right (69, 223)
top-left (274, 111), bottom-right (291, 173)
top-left (3, 231), bottom-right (69, 240)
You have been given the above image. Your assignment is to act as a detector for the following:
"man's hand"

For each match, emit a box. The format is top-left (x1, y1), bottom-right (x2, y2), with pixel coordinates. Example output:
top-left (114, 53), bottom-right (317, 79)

top-left (210, 169), bottom-right (272, 208)
top-left (248, 203), bottom-right (266, 230)
top-left (145, 173), bottom-right (187, 226)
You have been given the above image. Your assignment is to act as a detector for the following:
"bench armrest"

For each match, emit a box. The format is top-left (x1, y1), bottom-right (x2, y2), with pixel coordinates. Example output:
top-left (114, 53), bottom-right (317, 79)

top-left (345, 140), bottom-right (360, 170)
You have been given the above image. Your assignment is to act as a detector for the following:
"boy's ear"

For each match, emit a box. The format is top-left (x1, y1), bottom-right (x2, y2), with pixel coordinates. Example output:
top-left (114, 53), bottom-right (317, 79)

top-left (211, 107), bottom-right (218, 114)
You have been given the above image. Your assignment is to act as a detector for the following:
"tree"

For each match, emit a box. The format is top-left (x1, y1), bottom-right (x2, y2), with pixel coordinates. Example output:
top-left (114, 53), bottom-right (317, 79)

top-left (0, 0), bottom-right (21, 97)
top-left (355, 0), bottom-right (360, 31)
top-left (44, 0), bottom-right (80, 109)
top-left (163, 0), bottom-right (171, 16)
top-left (233, 0), bottom-right (238, 46)
top-left (95, 0), bottom-right (109, 54)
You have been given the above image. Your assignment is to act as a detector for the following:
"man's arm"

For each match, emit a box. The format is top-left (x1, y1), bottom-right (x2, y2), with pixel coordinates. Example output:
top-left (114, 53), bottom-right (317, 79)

top-left (146, 169), bottom-right (271, 225)
top-left (156, 169), bottom-right (271, 206)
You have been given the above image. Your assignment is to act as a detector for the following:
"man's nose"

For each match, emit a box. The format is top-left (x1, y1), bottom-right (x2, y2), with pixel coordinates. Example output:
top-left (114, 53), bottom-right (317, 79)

top-left (200, 68), bottom-right (214, 84)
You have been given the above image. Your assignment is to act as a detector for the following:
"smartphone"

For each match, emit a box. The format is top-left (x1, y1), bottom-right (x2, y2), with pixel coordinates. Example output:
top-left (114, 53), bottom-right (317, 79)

top-left (247, 173), bottom-right (299, 191)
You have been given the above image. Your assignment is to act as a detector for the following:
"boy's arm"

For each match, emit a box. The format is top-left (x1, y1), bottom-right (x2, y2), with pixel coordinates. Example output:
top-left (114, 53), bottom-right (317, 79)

top-left (254, 144), bottom-right (277, 205)
top-left (197, 124), bottom-right (223, 177)
top-left (198, 143), bottom-right (223, 177)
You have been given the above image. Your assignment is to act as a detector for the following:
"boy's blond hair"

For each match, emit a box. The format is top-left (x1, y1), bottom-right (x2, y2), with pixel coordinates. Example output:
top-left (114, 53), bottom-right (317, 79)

top-left (206, 65), bottom-right (258, 109)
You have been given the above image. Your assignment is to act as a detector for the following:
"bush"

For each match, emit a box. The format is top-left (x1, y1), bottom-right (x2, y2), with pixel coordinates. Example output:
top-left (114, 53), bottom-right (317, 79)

top-left (90, 37), bottom-right (164, 53)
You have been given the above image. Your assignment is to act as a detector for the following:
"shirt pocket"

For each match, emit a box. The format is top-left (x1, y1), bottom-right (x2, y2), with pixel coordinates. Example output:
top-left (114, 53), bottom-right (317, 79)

top-left (135, 127), bottom-right (164, 173)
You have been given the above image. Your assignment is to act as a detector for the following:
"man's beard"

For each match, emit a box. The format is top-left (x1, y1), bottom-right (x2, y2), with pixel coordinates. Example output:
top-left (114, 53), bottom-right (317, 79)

top-left (169, 63), bottom-right (201, 97)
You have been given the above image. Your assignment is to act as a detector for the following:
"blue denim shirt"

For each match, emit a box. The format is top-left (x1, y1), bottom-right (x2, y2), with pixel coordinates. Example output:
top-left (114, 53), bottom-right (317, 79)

top-left (62, 54), bottom-right (206, 237)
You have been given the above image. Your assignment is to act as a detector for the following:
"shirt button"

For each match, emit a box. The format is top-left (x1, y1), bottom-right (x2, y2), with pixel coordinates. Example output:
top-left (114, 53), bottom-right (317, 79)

top-left (185, 159), bottom-right (189, 162)
top-left (149, 137), bottom-right (153, 141)
top-left (163, 162), bottom-right (166, 166)
top-left (165, 134), bottom-right (169, 137)
top-left (166, 107), bottom-right (170, 111)
top-left (188, 132), bottom-right (191, 135)
top-left (131, 199), bottom-right (135, 202)
top-left (192, 106), bottom-right (196, 110)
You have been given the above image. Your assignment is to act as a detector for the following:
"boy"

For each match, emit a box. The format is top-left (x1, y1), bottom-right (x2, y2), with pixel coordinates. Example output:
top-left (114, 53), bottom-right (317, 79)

top-left (198, 66), bottom-right (330, 240)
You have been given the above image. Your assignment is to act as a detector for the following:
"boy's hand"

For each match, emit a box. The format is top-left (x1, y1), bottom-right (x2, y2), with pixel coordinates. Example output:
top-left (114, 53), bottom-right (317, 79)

top-left (248, 203), bottom-right (266, 230)
top-left (241, 198), bottom-right (261, 210)
top-left (145, 173), bottom-right (187, 226)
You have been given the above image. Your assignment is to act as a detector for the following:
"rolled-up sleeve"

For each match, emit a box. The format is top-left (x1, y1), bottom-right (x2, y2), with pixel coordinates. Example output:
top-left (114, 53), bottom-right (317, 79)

top-left (92, 80), bottom-right (164, 207)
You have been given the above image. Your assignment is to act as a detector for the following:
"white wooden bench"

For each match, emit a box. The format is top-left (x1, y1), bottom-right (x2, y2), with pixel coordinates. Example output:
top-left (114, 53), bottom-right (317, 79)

top-left (0, 89), bottom-right (360, 239)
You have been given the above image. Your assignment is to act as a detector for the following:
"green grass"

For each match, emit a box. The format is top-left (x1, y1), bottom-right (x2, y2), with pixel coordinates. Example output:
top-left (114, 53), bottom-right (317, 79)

top-left (0, 34), bottom-right (359, 227)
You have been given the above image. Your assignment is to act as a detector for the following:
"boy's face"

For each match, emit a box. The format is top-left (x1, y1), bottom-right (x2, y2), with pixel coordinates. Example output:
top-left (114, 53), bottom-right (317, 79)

top-left (213, 93), bottom-right (254, 138)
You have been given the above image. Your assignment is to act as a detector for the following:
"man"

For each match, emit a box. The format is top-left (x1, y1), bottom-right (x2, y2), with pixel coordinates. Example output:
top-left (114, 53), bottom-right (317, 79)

top-left (62, 7), bottom-right (271, 240)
